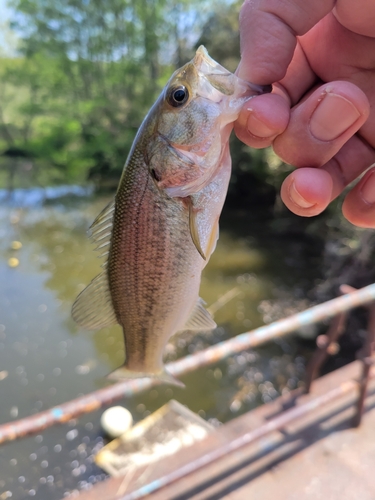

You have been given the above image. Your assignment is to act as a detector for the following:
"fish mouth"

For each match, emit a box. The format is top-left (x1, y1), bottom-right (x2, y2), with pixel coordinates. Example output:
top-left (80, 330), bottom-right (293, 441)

top-left (194, 45), bottom-right (232, 80)
top-left (248, 83), bottom-right (273, 94)
top-left (194, 46), bottom-right (222, 71)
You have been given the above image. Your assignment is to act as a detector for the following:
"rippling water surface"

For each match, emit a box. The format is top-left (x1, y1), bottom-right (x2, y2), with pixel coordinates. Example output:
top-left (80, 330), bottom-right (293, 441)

top-left (0, 186), bottom-right (322, 499)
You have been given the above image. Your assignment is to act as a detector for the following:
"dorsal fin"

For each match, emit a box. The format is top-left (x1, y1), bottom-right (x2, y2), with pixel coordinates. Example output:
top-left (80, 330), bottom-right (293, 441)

top-left (90, 199), bottom-right (115, 231)
top-left (88, 199), bottom-right (115, 259)
top-left (182, 298), bottom-right (216, 332)
top-left (72, 271), bottom-right (118, 330)
top-left (72, 199), bottom-right (117, 330)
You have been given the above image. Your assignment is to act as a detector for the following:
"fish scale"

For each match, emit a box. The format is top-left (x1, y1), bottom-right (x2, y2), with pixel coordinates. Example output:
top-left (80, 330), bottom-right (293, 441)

top-left (72, 46), bottom-right (270, 386)
top-left (108, 135), bottom-right (195, 371)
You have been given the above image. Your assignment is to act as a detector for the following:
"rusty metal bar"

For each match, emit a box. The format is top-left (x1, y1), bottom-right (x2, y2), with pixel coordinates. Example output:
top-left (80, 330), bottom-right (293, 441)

top-left (354, 302), bottom-right (375, 427)
top-left (1, 283), bottom-right (375, 444)
top-left (119, 371), bottom-right (375, 500)
top-left (305, 285), bottom-right (359, 393)
top-left (305, 312), bottom-right (347, 393)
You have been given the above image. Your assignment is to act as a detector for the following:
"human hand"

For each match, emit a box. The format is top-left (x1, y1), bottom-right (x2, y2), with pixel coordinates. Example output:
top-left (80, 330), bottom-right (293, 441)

top-left (235, 0), bottom-right (375, 227)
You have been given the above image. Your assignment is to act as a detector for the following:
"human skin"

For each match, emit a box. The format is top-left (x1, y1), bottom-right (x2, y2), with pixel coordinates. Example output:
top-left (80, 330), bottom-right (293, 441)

top-left (235, 0), bottom-right (375, 227)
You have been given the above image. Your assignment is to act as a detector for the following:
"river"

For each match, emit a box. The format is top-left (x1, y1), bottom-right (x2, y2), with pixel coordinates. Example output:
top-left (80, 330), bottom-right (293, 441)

top-left (0, 186), bottom-right (322, 499)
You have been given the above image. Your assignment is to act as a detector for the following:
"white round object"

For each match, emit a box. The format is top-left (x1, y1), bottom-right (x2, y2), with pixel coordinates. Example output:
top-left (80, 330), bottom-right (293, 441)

top-left (100, 406), bottom-right (133, 438)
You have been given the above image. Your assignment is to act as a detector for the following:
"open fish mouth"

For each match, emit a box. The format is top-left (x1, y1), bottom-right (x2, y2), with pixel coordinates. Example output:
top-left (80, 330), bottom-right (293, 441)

top-left (193, 45), bottom-right (272, 97)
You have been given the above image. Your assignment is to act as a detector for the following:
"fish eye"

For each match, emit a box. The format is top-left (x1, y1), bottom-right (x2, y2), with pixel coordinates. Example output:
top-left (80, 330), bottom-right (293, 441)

top-left (167, 85), bottom-right (189, 107)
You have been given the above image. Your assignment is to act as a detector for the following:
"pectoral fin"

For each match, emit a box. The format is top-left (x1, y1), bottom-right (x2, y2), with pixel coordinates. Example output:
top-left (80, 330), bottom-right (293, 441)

top-left (205, 218), bottom-right (219, 262)
top-left (188, 198), bottom-right (206, 260)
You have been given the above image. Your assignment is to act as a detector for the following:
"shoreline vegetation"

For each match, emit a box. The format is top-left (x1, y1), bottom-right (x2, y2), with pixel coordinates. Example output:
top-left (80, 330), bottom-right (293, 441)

top-left (0, 0), bottom-right (244, 189)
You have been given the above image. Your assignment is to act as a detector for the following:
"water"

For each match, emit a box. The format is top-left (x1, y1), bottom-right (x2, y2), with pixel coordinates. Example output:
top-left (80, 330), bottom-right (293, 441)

top-left (0, 186), bottom-right (322, 499)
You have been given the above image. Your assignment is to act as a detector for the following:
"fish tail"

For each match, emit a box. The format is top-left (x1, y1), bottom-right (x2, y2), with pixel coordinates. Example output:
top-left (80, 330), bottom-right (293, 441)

top-left (107, 366), bottom-right (185, 388)
top-left (157, 370), bottom-right (185, 388)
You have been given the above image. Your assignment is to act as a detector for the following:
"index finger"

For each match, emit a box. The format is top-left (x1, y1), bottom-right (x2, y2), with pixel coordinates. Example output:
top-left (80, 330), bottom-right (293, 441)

top-left (238, 0), bottom-right (335, 84)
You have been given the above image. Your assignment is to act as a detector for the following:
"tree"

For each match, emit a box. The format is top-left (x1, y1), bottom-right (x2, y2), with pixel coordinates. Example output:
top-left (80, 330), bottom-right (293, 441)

top-left (0, 0), bottom-right (242, 187)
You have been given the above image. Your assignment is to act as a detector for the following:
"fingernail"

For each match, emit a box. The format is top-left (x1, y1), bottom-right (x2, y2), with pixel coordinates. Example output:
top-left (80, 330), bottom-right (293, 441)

top-left (288, 181), bottom-right (315, 209)
top-left (310, 93), bottom-right (361, 141)
top-left (247, 110), bottom-right (275, 138)
top-left (360, 172), bottom-right (375, 204)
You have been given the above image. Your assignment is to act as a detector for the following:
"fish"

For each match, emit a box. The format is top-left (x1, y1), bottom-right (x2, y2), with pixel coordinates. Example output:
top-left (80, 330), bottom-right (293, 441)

top-left (72, 46), bottom-right (270, 387)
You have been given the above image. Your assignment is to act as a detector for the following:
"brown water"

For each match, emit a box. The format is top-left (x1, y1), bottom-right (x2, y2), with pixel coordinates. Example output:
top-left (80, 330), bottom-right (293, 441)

top-left (0, 188), bottom-right (322, 499)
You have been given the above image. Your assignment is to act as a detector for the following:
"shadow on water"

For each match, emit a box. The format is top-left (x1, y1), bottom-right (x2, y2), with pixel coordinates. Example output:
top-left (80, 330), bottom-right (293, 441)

top-left (0, 186), bottom-right (324, 499)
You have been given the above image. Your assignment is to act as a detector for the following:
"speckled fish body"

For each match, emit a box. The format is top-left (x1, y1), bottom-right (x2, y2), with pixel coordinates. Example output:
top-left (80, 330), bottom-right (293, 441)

top-left (72, 46), bottom-right (269, 386)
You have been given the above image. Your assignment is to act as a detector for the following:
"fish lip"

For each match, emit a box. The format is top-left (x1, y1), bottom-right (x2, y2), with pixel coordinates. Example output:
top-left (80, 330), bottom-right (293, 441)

top-left (194, 45), bottom-right (272, 98)
top-left (248, 83), bottom-right (273, 95)
top-left (193, 45), bottom-right (233, 78)
top-left (194, 45), bottom-right (220, 71)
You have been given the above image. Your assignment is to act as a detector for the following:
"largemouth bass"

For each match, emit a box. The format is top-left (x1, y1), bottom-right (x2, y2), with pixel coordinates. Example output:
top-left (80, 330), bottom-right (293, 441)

top-left (72, 46), bottom-right (270, 386)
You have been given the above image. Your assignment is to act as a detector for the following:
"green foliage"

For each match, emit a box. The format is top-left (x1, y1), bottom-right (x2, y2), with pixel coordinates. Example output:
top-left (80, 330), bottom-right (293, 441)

top-left (196, 0), bottom-right (242, 73)
top-left (0, 0), bottom-right (277, 197)
top-left (0, 0), bottom-right (223, 186)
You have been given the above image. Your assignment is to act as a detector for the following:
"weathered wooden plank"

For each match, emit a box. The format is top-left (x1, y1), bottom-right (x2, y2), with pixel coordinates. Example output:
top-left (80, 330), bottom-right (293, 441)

top-left (73, 361), bottom-right (372, 500)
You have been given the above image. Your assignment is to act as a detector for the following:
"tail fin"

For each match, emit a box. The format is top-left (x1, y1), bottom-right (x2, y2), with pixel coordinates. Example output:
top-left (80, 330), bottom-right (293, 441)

top-left (107, 366), bottom-right (185, 388)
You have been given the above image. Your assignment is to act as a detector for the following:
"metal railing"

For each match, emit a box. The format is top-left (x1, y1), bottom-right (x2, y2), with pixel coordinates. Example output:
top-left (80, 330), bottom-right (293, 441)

top-left (1, 283), bottom-right (375, 444)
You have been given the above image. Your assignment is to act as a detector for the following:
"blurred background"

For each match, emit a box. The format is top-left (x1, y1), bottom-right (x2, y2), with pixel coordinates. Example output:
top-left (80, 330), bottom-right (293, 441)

top-left (0, 0), bottom-right (375, 498)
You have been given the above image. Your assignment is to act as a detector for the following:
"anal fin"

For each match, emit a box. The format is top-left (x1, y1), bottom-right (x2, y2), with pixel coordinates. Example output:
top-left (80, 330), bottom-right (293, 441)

top-left (183, 298), bottom-right (216, 332)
